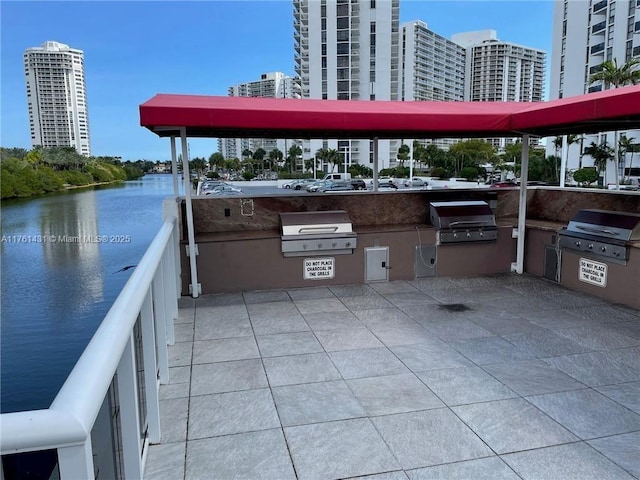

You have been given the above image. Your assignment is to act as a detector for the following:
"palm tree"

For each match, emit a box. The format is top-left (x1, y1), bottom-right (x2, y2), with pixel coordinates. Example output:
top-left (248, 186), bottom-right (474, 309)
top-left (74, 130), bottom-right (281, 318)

top-left (288, 145), bottom-right (302, 174)
top-left (325, 148), bottom-right (341, 173)
top-left (618, 135), bottom-right (637, 183)
top-left (253, 148), bottom-right (267, 175)
top-left (588, 58), bottom-right (640, 187)
top-left (583, 141), bottom-right (614, 184)
top-left (268, 148), bottom-right (283, 174)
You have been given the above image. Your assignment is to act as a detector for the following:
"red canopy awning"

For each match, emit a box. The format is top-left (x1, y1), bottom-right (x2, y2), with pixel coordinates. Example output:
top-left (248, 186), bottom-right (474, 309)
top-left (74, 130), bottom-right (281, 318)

top-left (139, 85), bottom-right (640, 139)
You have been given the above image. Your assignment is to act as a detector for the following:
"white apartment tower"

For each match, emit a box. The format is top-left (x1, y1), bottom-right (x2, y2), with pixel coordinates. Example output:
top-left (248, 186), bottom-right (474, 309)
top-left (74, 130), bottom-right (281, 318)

top-left (293, 0), bottom-right (400, 170)
top-left (218, 72), bottom-right (299, 160)
top-left (24, 41), bottom-right (91, 156)
top-left (548, 0), bottom-right (640, 182)
top-left (400, 20), bottom-right (466, 149)
top-left (453, 30), bottom-right (546, 150)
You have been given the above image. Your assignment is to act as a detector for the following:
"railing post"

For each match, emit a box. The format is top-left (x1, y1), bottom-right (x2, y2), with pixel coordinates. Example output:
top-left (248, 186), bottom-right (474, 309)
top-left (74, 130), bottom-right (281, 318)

top-left (153, 274), bottom-right (170, 384)
top-left (116, 334), bottom-right (143, 479)
top-left (163, 199), bottom-right (182, 298)
top-left (58, 440), bottom-right (93, 480)
top-left (162, 251), bottom-right (176, 345)
top-left (141, 289), bottom-right (161, 444)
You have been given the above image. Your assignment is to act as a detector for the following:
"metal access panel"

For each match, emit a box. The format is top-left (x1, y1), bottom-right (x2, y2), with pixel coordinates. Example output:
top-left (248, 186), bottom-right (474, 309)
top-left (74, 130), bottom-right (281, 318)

top-left (365, 247), bottom-right (389, 282)
top-left (415, 245), bottom-right (437, 278)
top-left (544, 245), bottom-right (560, 282)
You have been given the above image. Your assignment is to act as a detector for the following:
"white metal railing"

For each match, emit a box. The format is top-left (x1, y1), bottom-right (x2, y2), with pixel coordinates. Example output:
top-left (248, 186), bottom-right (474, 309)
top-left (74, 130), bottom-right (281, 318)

top-left (1, 198), bottom-right (181, 479)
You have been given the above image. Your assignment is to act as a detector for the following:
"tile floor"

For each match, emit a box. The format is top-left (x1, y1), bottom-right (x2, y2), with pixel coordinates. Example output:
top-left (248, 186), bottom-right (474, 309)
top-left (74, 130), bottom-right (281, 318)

top-left (144, 274), bottom-right (640, 480)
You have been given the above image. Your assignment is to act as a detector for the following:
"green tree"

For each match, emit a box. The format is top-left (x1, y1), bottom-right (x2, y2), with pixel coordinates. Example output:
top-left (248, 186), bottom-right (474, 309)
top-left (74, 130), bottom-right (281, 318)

top-left (189, 157), bottom-right (207, 178)
top-left (287, 145), bottom-right (302, 174)
top-left (572, 168), bottom-right (599, 187)
top-left (583, 141), bottom-right (614, 184)
top-left (253, 147), bottom-right (267, 174)
top-left (325, 148), bottom-right (341, 173)
top-left (588, 58), bottom-right (640, 188)
top-left (209, 152), bottom-right (225, 171)
top-left (618, 134), bottom-right (637, 183)
top-left (268, 148), bottom-right (283, 175)
top-left (396, 143), bottom-right (410, 167)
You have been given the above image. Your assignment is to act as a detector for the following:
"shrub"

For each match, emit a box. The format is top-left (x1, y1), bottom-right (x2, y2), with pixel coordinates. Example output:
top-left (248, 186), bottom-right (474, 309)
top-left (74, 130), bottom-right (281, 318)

top-left (243, 171), bottom-right (255, 180)
top-left (123, 165), bottom-right (144, 180)
top-left (460, 166), bottom-right (479, 181)
top-left (86, 163), bottom-right (115, 182)
top-left (572, 168), bottom-right (599, 186)
top-left (430, 167), bottom-right (448, 179)
top-left (60, 170), bottom-right (93, 186)
top-left (36, 166), bottom-right (64, 192)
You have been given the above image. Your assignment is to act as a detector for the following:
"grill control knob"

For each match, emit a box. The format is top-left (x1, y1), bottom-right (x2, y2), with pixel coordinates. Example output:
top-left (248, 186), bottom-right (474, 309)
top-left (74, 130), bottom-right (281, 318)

top-left (600, 246), bottom-right (607, 252)
top-left (614, 251), bottom-right (620, 256)
top-left (346, 242), bottom-right (351, 247)
top-left (480, 232), bottom-right (484, 237)
top-left (466, 232), bottom-right (472, 238)
top-left (332, 242), bottom-right (337, 248)
top-left (575, 241), bottom-right (581, 247)
top-left (453, 233), bottom-right (458, 238)
top-left (588, 244), bottom-right (594, 250)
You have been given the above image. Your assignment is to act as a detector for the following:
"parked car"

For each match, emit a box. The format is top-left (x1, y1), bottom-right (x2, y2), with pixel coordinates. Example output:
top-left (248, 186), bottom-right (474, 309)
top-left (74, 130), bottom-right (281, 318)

top-left (377, 183), bottom-right (398, 190)
top-left (283, 179), bottom-right (312, 190)
top-left (306, 180), bottom-right (328, 192)
top-left (408, 177), bottom-right (428, 187)
top-left (200, 180), bottom-right (227, 194)
top-left (206, 184), bottom-right (243, 195)
top-left (319, 181), bottom-right (354, 192)
top-left (350, 179), bottom-right (367, 190)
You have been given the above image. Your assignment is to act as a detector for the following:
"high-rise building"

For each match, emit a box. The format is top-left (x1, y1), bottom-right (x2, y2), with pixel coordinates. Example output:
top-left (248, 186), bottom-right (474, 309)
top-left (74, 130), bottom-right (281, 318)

top-left (218, 72), bottom-right (299, 162)
top-left (453, 30), bottom-right (546, 150)
top-left (24, 41), bottom-right (91, 156)
top-left (399, 20), bottom-right (466, 150)
top-left (293, 0), bottom-right (400, 170)
top-left (548, 0), bottom-right (640, 183)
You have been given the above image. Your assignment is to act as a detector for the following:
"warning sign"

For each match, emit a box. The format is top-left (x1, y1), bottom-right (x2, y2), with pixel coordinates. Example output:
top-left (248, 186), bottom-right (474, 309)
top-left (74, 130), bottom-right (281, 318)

top-left (579, 258), bottom-right (607, 288)
top-left (304, 257), bottom-right (335, 280)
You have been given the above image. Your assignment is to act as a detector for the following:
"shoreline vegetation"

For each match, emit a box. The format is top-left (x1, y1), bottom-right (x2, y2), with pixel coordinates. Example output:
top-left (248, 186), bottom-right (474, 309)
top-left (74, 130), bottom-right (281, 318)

top-left (1, 147), bottom-right (147, 200)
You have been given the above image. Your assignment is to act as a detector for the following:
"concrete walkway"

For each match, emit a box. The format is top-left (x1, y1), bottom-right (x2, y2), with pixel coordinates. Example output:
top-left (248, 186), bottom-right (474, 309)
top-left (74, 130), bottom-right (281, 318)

top-left (145, 274), bottom-right (640, 480)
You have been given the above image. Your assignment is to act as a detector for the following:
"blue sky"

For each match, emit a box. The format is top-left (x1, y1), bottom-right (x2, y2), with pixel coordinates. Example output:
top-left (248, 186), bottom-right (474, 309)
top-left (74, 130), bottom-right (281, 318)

top-left (1, 1), bottom-right (554, 161)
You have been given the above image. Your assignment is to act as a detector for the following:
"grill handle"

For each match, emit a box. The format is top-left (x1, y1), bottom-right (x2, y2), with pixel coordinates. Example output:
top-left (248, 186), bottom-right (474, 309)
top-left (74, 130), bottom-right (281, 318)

top-left (297, 226), bottom-right (339, 234)
top-left (575, 225), bottom-right (620, 236)
top-left (448, 220), bottom-right (488, 227)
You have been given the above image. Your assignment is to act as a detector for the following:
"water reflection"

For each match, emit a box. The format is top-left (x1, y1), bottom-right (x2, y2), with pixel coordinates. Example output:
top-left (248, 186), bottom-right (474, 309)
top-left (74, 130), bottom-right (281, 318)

top-left (40, 190), bottom-right (104, 305)
top-left (0, 175), bottom-right (179, 413)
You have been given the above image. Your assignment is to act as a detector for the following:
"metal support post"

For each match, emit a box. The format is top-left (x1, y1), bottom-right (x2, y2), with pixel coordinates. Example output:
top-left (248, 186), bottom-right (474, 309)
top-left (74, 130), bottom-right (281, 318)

top-left (373, 137), bottom-right (379, 191)
top-left (560, 135), bottom-right (567, 188)
top-left (170, 137), bottom-right (179, 196)
top-left (180, 129), bottom-right (200, 297)
top-left (512, 134), bottom-right (530, 274)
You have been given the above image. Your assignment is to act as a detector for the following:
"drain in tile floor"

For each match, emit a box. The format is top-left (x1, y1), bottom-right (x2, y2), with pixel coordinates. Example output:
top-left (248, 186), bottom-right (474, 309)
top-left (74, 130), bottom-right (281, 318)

top-left (438, 303), bottom-right (471, 312)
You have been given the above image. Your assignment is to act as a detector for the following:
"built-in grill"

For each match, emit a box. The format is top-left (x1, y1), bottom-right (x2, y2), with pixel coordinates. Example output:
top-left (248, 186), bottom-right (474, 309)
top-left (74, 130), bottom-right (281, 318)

top-left (559, 209), bottom-right (640, 264)
top-left (429, 201), bottom-right (498, 244)
top-left (280, 210), bottom-right (357, 257)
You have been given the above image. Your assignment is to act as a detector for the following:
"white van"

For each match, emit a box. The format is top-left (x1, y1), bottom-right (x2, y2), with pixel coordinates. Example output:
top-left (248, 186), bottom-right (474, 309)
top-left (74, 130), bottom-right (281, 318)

top-left (322, 173), bottom-right (351, 181)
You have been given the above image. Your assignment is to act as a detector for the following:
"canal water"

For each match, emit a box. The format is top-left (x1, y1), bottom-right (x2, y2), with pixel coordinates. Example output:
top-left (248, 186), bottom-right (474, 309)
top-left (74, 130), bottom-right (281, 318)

top-left (1, 174), bottom-right (181, 414)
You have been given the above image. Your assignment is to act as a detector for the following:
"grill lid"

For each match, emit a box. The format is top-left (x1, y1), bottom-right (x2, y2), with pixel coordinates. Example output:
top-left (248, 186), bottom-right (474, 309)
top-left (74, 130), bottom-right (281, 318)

top-left (429, 201), bottom-right (496, 229)
top-left (564, 209), bottom-right (640, 242)
top-left (280, 210), bottom-right (353, 237)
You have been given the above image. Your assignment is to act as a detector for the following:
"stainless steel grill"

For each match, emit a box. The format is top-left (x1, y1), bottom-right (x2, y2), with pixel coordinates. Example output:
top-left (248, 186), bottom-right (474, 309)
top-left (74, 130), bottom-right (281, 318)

top-left (429, 201), bottom-right (498, 244)
top-left (280, 210), bottom-right (357, 257)
top-left (559, 209), bottom-right (640, 263)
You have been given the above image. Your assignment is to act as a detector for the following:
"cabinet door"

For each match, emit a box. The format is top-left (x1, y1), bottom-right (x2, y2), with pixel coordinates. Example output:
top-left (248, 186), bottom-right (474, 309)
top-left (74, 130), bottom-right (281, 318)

top-left (365, 247), bottom-right (389, 282)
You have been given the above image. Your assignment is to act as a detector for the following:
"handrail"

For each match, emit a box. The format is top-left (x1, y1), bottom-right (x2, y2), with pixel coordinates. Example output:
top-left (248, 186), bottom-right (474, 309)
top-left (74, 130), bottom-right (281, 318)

top-left (1, 218), bottom-right (175, 455)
